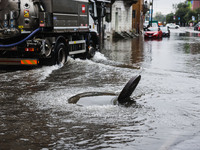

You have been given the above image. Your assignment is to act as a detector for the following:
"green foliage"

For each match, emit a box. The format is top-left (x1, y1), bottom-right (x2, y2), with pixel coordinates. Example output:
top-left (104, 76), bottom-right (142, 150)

top-left (175, 2), bottom-right (190, 25)
top-left (166, 13), bottom-right (175, 23)
top-left (154, 12), bottom-right (166, 23)
top-left (184, 10), bottom-right (196, 22)
top-left (166, 0), bottom-right (200, 26)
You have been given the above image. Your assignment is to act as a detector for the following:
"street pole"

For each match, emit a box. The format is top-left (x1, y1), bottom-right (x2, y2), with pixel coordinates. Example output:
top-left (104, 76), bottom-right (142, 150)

top-left (151, 0), bottom-right (153, 26)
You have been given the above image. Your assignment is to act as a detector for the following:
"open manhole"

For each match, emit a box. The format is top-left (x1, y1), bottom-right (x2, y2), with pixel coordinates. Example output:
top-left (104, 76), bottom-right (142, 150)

top-left (68, 75), bottom-right (141, 106)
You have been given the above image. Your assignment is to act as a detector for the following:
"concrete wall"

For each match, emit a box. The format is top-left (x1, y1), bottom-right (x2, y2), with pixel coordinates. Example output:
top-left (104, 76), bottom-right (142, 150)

top-left (111, 1), bottom-right (132, 32)
top-left (104, 0), bottom-right (132, 38)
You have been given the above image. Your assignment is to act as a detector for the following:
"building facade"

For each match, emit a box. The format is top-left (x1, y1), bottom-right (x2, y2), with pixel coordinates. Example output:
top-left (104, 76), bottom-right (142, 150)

top-left (111, 1), bottom-right (133, 33)
top-left (105, 0), bottom-right (149, 39)
top-left (192, 1), bottom-right (200, 10)
top-left (104, 0), bottom-right (138, 39)
top-left (132, 0), bottom-right (149, 34)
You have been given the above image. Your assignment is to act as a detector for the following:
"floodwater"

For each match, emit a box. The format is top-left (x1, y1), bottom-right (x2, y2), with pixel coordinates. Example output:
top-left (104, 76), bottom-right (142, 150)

top-left (1, 28), bottom-right (200, 149)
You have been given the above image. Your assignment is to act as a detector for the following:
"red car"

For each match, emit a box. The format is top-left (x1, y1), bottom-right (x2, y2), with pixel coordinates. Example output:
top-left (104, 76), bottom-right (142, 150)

top-left (144, 27), bottom-right (163, 38)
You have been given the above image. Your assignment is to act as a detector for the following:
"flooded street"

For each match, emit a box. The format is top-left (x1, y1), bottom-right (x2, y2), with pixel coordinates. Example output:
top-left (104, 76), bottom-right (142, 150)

top-left (1, 28), bottom-right (200, 149)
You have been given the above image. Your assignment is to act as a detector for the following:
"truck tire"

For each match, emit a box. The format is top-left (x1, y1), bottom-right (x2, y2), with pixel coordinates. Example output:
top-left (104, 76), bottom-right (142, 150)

top-left (87, 45), bottom-right (96, 59)
top-left (79, 44), bottom-right (96, 59)
top-left (54, 43), bottom-right (68, 65)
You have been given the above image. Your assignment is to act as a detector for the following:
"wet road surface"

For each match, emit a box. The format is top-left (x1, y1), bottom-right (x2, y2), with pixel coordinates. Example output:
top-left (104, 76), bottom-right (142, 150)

top-left (1, 28), bottom-right (200, 149)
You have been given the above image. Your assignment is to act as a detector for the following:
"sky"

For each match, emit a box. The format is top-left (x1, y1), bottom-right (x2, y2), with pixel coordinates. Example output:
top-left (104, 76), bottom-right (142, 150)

top-left (153, 0), bottom-right (186, 15)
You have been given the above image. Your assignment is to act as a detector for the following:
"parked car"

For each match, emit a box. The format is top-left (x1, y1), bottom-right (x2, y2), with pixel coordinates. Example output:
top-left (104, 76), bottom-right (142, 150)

top-left (166, 23), bottom-right (180, 29)
top-left (144, 27), bottom-right (163, 38)
top-left (194, 22), bottom-right (200, 31)
top-left (160, 27), bottom-right (170, 37)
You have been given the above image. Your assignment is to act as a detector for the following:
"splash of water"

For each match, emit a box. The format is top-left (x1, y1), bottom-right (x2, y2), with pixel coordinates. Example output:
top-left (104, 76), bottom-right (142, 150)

top-left (92, 52), bottom-right (108, 61)
top-left (35, 65), bottom-right (62, 82)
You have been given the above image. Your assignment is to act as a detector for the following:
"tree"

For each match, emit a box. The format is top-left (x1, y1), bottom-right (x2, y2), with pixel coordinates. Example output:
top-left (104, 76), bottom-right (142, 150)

top-left (154, 12), bottom-right (166, 23)
top-left (166, 13), bottom-right (175, 23)
top-left (184, 10), bottom-right (196, 24)
top-left (166, 0), bottom-right (200, 26)
top-left (195, 7), bottom-right (200, 23)
top-left (175, 2), bottom-right (190, 26)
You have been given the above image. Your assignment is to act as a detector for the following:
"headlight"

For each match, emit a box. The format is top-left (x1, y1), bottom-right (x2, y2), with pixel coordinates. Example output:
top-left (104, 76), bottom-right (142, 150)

top-left (153, 32), bottom-right (158, 35)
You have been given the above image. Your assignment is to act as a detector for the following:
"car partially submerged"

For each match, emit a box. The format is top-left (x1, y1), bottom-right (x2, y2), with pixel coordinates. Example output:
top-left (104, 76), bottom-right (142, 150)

top-left (144, 27), bottom-right (163, 39)
top-left (161, 27), bottom-right (170, 37)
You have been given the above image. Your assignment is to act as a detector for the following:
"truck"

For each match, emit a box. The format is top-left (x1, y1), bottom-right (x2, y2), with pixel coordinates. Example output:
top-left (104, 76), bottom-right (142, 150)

top-left (0, 0), bottom-right (108, 66)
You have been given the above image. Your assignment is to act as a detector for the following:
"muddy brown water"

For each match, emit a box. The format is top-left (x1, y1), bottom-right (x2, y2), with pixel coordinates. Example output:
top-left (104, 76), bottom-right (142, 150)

top-left (1, 28), bottom-right (200, 149)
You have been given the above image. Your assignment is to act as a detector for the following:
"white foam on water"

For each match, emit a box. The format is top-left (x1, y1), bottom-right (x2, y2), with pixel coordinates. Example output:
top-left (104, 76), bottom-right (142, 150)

top-left (92, 51), bottom-right (108, 61)
top-left (35, 65), bottom-right (62, 82)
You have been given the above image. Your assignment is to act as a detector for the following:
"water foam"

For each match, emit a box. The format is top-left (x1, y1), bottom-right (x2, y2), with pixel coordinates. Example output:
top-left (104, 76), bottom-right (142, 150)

top-left (92, 52), bottom-right (108, 61)
top-left (26, 65), bottom-right (62, 82)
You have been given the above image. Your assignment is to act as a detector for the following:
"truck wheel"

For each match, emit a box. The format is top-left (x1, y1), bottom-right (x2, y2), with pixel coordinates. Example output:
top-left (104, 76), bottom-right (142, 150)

top-left (80, 45), bottom-right (96, 59)
top-left (87, 45), bottom-right (96, 59)
top-left (55, 43), bottom-right (68, 65)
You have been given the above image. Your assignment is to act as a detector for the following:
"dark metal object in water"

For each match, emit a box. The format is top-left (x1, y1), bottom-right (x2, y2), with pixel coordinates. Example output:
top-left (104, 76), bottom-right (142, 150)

top-left (68, 75), bottom-right (141, 105)
top-left (118, 75), bottom-right (141, 104)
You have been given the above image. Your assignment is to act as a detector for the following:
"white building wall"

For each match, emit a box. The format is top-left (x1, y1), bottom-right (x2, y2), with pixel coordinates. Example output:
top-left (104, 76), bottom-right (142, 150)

top-left (105, 1), bottom-right (133, 38)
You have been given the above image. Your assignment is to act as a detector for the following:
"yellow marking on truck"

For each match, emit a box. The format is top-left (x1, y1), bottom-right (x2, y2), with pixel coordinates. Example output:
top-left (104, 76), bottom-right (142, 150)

top-left (18, 26), bottom-right (24, 29)
top-left (18, 25), bottom-right (24, 32)
top-left (74, 41), bottom-right (77, 44)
